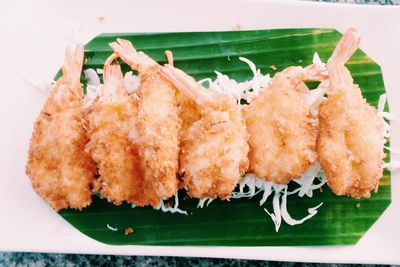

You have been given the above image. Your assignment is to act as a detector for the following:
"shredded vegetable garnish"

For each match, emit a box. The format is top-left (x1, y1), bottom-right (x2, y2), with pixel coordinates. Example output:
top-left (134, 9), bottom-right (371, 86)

top-left (106, 224), bottom-right (118, 231)
top-left (130, 192), bottom-right (188, 215)
top-left (83, 68), bottom-right (140, 108)
top-left (155, 192), bottom-right (188, 215)
top-left (233, 164), bottom-right (326, 232)
top-left (197, 198), bottom-right (215, 208)
top-left (84, 69), bottom-right (101, 86)
top-left (204, 57), bottom-right (271, 104)
top-left (123, 71), bottom-right (140, 94)
top-left (83, 68), bottom-right (103, 108)
top-left (312, 52), bottom-right (328, 76)
top-left (23, 77), bottom-right (55, 93)
top-left (384, 162), bottom-right (400, 172)
top-left (378, 94), bottom-right (393, 139)
top-left (377, 94), bottom-right (399, 172)
top-left (384, 146), bottom-right (400, 154)
top-left (281, 187), bottom-right (323, 227)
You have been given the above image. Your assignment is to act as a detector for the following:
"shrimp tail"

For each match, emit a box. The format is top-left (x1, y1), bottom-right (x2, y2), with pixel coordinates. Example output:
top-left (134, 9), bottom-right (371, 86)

top-left (102, 53), bottom-right (125, 100)
top-left (62, 44), bottom-right (84, 82)
top-left (277, 65), bottom-right (328, 88)
top-left (161, 65), bottom-right (212, 107)
top-left (326, 28), bottom-right (360, 92)
top-left (304, 64), bottom-right (328, 80)
top-left (165, 50), bottom-right (174, 66)
top-left (109, 38), bottom-right (157, 72)
top-left (328, 28), bottom-right (360, 65)
top-left (103, 63), bottom-right (124, 89)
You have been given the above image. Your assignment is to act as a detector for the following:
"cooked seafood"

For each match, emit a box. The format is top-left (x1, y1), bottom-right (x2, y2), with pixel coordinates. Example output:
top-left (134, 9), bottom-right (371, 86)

top-left (26, 45), bottom-right (96, 211)
top-left (243, 65), bottom-right (327, 184)
top-left (161, 64), bottom-right (249, 199)
top-left (26, 28), bottom-right (388, 215)
top-left (164, 50), bottom-right (202, 152)
top-left (85, 55), bottom-right (143, 206)
top-left (110, 39), bottom-right (180, 206)
top-left (317, 28), bottom-right (384, 198)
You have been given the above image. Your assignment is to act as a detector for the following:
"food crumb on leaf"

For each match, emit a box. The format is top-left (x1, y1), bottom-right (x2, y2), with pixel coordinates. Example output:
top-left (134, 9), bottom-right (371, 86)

top-left (124, 227), bottom-right (134, 235)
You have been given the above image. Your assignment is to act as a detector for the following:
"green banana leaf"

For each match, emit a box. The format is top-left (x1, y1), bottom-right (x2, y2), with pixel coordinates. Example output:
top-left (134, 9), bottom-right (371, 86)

top-left (59, 28), bottom-right (391, 246)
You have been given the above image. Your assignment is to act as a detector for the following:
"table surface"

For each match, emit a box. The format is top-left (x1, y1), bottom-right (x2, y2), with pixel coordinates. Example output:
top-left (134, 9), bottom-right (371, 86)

top-left (1, 0), bottom-right (398, 266)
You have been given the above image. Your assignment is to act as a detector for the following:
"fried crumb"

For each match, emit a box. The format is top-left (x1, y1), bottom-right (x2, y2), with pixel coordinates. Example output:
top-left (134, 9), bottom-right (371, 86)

top-left (232, 23), bottom-right (241, 30)
top-left (98, 16), bottom-right (105, 22)
top-left (356, 203), bottom-right (361, 208)
top-left (124, 227), bottom-right (134, 235)
top-left (270, 65), bottom-right (277, 71)
top-left (164, 201), bottom-right (174, 208)
top-left (319, 187), bottom-right (323, 193)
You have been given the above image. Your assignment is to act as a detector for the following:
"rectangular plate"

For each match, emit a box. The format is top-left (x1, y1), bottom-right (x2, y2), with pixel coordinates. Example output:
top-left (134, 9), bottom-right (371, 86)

top-left (0, 0), bottom-right (399, 264)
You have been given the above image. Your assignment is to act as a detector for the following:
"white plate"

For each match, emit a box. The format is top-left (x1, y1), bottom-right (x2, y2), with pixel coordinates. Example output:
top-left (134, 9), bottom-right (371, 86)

top-left (0, 0), bottom-right (399, 264)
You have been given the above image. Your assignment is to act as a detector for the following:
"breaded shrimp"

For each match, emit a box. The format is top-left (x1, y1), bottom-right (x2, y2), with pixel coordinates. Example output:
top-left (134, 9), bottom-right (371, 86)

top-left (243, 65), bottom-right (327, 184)
top-left (110, 39), bottom-right (180, 206)
top-left (317, 28), bottom-right (384, 198)
top-left (26, 45), bottom-right (96, 211)
top-left (164, 51), bottom-right (202, 142)
top-left (161, 65), bottom-right (249, 199)
top-left (85, 55), bottom-right (144, 205)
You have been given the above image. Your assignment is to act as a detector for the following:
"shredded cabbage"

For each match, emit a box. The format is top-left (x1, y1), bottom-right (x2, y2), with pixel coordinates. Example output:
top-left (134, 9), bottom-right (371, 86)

top-left (233, 164), bottom-right (326, 232)
top-left (83, 68), bottom-right (103, 108)
top-left (123, 71), bottom-right (140, 94)
top-left (23, 77), bottom-right (55, 93)
top-left (155, 192), bottom-right (188, 215)
top-left (84, 69), bottom-right (101, 86)
top-left (106, 224), bottom-right (118, 231)
top-left (378, 94), bottom-right (393, 140)
top-left (197, 198), bottom-right (215, 208)
top-left (377, 94), bottom-right (399, 171)
top-left (83, 68), bottom-right (140, 108)
top-left (281, 186), bottom-right (323, 227)
top-left (203, 57), bottom-right (271, 104)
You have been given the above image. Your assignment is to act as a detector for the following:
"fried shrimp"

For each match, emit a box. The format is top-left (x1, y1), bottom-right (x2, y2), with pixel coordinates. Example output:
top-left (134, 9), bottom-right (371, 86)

top-left (243, 65), bottom-right (327, 184)
top-left (26, 45), bottom-right (96, 211)
top-left (110, 39), bottom-right (180, 206)
top-left (161, 65), bottom-right (249, 199)
top-left (85, 55), bottom-right (143, 205)
top-left (165, 52), bottom-right (202, 141)
top-left (317, 28), bottom-right (384, 198)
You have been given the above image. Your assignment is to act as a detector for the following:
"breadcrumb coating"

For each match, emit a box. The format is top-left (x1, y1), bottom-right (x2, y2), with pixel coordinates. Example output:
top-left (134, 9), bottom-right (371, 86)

top-left (26, 45), bottom-right (96, 211)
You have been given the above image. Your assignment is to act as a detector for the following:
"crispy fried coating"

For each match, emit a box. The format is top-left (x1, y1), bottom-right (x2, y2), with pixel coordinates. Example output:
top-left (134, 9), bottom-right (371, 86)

top-left (163, 50), bottom-right (202, 142)
top-left (26, 45), bottom-right (96, 211)
top-left (85, 62), bottom-right (144, 205)
top-left (317, 28), bottom-right (384, 198)
top-left (176, 92), bottom-right (202, 142)
top-left (110, 39), bottom-right (180, 206)
top-left (161, 65), bottom-right (249, 199)
top-left (244, 65), bottom-right (326, 184)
